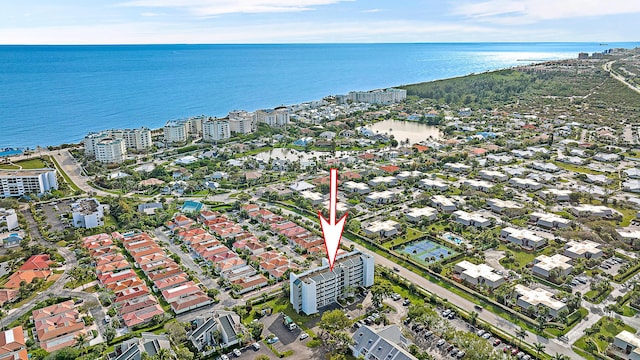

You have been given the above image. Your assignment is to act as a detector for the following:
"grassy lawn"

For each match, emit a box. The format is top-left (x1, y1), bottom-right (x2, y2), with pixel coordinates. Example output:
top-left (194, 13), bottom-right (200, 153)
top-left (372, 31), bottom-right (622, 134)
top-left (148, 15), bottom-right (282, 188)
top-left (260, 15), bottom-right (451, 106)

top-left (574, 316), bottom-right (635, 356)
top-left (584, 286), bottom-right (613, 304)
top-left (497, 245), bottom-right (537, 270)
top-left (382, 228), bottom-right (424, 249)
top-left (0, 158), bottom-right (47, 170)
top-left (553, 161), bottom-right (604, 175)
top-left (246, 294), bottom-right (319, 328)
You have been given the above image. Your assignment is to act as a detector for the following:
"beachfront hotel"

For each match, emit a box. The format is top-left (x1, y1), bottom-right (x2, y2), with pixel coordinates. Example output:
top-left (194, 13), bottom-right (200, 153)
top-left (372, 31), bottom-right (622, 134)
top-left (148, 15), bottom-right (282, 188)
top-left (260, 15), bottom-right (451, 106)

top-left (0, 169), bottom-right (58, 198)
top-left (290, 250), bottom-right (374, 315)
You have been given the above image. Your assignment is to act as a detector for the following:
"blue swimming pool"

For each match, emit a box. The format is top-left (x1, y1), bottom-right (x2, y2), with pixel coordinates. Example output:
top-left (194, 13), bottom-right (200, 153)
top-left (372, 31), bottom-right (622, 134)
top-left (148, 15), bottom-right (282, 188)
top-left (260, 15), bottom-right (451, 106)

top-left (0, 148), bottom-right (23, 157)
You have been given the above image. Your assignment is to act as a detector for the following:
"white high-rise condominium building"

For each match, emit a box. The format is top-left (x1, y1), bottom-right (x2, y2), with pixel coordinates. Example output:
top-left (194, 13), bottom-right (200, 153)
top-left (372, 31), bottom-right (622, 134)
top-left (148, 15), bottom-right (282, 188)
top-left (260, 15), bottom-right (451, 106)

top-left (203, 119), bottom-right (231, 142)
top-left (0, 208), bottom-right (19, 231)
top-left (228, 110), bottom-right (254, 134)
top-left (254, 107), bottom-right (290, 127)
top-left (163, 121), bottom-right (188, 143)
top-left (290, 250), bottom-right (374, 315)
top-left (83, 127), bottom-right (152, 157)
top-left (95, 138), bottom-right (126, 164)
top-left (71, 198), bottom-right (105, 229)
top-left (185, 116), bottom-right (205, 138)
top-left (0, 169), bottom-right (58, 197)
top-left (347, 88), bottom-right (407, 104)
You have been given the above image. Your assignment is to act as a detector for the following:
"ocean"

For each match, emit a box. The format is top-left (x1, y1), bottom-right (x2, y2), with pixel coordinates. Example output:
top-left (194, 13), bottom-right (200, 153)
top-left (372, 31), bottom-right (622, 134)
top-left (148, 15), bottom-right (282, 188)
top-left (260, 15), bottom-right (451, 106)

top-left (0, 42), bottom-right (637, 148)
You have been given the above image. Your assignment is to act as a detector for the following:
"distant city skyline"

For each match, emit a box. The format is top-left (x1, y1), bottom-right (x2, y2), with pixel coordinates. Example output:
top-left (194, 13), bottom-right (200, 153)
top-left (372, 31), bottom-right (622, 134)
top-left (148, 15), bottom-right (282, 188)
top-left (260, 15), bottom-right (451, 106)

top-left (1, 0), bottom-right (639, 44)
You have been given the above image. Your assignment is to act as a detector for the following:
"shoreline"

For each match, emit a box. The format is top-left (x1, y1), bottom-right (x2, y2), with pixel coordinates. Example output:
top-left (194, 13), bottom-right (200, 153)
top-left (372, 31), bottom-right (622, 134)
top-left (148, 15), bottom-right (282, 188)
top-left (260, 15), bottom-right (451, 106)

top-left (4, 46), bottom-right (629, 150)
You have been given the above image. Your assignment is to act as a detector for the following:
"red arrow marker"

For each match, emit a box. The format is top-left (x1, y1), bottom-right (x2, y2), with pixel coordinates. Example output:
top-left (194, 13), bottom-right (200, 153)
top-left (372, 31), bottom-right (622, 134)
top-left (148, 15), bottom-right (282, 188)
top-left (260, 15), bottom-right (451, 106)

top-left (319, 168), bottom-right (348, 271)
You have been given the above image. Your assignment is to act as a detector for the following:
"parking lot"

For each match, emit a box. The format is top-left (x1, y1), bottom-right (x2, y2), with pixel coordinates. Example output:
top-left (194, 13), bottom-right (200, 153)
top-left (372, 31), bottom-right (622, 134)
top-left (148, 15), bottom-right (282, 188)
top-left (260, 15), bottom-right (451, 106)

top-left (39, 200), bottom-right (73, 232)
top-left (255, 313), bottom-right (318, 360)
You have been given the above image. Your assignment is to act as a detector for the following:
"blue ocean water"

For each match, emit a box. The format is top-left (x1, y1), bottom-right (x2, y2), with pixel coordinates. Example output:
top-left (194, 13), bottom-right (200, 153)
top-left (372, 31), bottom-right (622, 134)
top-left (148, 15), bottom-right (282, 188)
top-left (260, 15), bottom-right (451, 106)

top-left (0, 42), bottom-right (637, 148)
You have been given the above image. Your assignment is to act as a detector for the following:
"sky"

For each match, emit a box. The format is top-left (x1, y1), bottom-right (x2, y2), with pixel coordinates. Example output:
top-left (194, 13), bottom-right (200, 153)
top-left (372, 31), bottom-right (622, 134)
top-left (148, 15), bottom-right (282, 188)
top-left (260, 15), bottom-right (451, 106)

top-left (1, 0), bottom-right (639, 44)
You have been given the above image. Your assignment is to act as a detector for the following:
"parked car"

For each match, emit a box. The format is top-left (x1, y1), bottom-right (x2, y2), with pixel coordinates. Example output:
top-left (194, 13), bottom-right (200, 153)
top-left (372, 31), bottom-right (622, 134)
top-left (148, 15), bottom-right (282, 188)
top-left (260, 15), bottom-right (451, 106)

top-left (252, 343), bottom-right (261, 351)
top-left (522, 355), bottom-right (531, 360)
top-left (403, 299), bottom-right (411, 306)
top-left (442, 309), bottom-right (452, 317)
top-left (476, 329), bottom-right (486, 337)
top-left (220, 355), bottom-right (229, 360)
top-left (503, 345), bottom-right (512, 353)
top-left (393, 267), bottom-right (400, 272)
top-left (267, 337), bottom-right (279, 344)
top-left (516, 351), bottom-right (525, 359)
top-left (424, 331), bottom-right (433, 338)
top-left (232, 349), bottom-right (241, 357)
top-left (456, 350), bottom-right (465, 358)
top-left (448, 311), bottom-right (456, 319)
top-left (511, 348), bottom-right (519, 356)
top-left (482, 332), bottom-right (492, 339)
top-left (392, 293), bottom-right (401, 301)
top-left (300, 333), bottom-right (309, 340)
top-left (437, 339), bottom-right (446, 347)
top-left (493, 339), bottom-right (501, 346)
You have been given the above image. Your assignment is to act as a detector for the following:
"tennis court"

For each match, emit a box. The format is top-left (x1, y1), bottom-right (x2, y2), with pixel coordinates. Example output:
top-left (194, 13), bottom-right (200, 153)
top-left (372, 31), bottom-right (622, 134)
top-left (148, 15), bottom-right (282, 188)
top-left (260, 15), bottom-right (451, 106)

top-left (399, 239), bottom-right (457, 265)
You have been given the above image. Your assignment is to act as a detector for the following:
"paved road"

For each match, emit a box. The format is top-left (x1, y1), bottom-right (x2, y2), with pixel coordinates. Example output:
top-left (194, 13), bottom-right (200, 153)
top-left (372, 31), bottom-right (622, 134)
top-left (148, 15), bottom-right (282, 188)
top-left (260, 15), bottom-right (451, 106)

top-left (3, 208), bottom-right (78, 327)
top-left (604, 60), bottom-right (640, 95)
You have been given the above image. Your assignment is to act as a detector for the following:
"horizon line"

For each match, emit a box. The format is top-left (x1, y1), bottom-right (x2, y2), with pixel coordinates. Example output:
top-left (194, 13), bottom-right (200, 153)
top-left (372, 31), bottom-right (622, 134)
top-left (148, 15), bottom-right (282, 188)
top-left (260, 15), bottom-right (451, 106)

top-left (1, 41), bottom-right (639, 46)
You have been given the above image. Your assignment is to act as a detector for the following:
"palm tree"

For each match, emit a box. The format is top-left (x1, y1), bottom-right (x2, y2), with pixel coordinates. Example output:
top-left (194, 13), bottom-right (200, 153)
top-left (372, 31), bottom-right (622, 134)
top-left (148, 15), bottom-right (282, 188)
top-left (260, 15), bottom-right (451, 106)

top-left (553, 353), bottom-right (569, 360)
top-left (533, 342), bottom-right (545, 359)
top-left (155, 348), bottom-right (173, 360)
top-left (516, 327), bottom-right (527, 347)
top-left (469, 311), bottom-right (478, 326)
top-left (75, 333), bottom-right (88, 354)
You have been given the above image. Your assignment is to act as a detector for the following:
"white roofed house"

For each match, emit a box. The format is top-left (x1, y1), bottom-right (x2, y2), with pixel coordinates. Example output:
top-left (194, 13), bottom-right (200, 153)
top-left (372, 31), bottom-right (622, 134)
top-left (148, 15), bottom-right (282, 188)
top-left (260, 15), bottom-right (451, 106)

top-left (612, 330), bottom-right (640, 360)
top-left (368, 176), bottom-right (398, 187)
top-left (395, 171), bottom-right (423, 182)
top-left (479, 170), bottom-right (509, 182)
top-left (531, 162), bottom-right (560, 173)
top-left (564, 240), bottom-right (603, 259)
top-left (443, 162), bottom-right (472, 173)
top-left (624, 168), bottom-right (640, 179)
top-left (343, 181), bottom-right (371, 194)
top-left (406, 207), bottom-right (438, 223)
top-left (616, 229), bottom-right (640, 248)
top-left (486, 154), bottom-right (514, 164)
top-left (539, 188), bottom-right (572, 202)
top-left (418, 178), bottom-right (449, 192)
top-left (487, 198), bottom-right (521, 215)
top-left (529, 212), bottom-right (572, 229)
top-left (289, 181), bottom-right (315, 192)
top-left (623, 179), bottom-right (640, 193)
top-left (364, 220), bottom-right (401, 238)
top-left (584, 174), bottom-right (611, 185)
top-left (568, 204), bottom-right (618, 218)
top-left (300, 191), bottom-right (324, 205)
top-left (500, 227), bottom-right (547, 250)
top-left (514, 284), bottom-right (567, 318)
top-left (463, 179), bottom-right (494, 192)
top-left (593, 152), bottom-right (620, 162)
top-left (452, 210), bottom-right (491, 228)
top-left (509, 177), bottom-right (543, 191)
top-left (430, 195), bottom-right (459, 213)
top-left (454, 260), bottom-right (505, 289)
top-left (365, 190), bottom-right (398, 205)
top-left (532, 254), bottom-right (573, 279)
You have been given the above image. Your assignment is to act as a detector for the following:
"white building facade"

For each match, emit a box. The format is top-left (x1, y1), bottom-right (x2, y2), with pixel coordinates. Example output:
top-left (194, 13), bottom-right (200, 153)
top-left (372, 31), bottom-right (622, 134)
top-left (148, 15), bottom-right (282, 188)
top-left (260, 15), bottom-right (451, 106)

top-left (203, 119), bottom-right (231, 142)
top-left (0, 169), bottom-right (58, 198)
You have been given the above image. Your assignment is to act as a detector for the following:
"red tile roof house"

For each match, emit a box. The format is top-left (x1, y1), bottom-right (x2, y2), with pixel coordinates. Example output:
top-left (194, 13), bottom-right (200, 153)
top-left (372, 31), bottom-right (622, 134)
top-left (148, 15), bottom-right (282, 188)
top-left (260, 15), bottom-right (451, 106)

top-left (140, 259), bottom-right (178, 273)
top-left (177, 227), bottom-right (207, 241)
top-left (98, 269), bottom-right (138, 286)
top-left (89, 246), bottom-right (118, 258)
top-left (129, 246), bottom-right (163, 260)
top-left (199, 210), bottom-right (222, 222)
top-left (379, 165), bottom-right (401, 173)
top-left (117, 294), bottom-right (159, 315)
top-left (231, 274), bottom-right (269, 294)
top-left (0, 326), bottom-right (28, 360)
top-left (215, 257), bottom-right (246, 273)
top-left (115, 285), bottom-right (151, 304)
top-left (95, 253), bottom-right (126, 267)
top-left (241, 204), bottom-right (260, 213)
top-left (122, 304), bottom-right (164, 328)
top-left (161, 281), bottom-right (201, 303)
top-left (147, 267), bottom-right (183, 282)
top-left (95, 260), bottom-right (131, 275)
top-left (170, 292), bottom-right (212, 314)
top-left (20, 254), bottom-right (53, 271)
top-left (32, 300), bottom-right (87, 353)
top-left (136, 252), bottom-right (167, 266)
top-left (107, 278), bottom-right (145, 293)
top-left (0, 289), bottom-right (19, 306)
top-left (154, 273), bottom-right (189, 291)
top-left (4, 269), bottom-right (52, 289)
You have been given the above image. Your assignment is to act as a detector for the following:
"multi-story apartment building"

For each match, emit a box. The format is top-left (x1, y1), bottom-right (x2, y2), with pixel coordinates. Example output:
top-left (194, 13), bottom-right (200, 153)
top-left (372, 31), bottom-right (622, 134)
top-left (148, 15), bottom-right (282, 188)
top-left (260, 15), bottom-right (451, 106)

top-left (71, 198), bottom-right (105, 229)
top-left (0, 326), bottom-right (28, 360)
top-left (0, 208), bottom-right (19, 231)
top-left (0, 169), bottom-right (58, 198)
top-left (290, 250), bottom-right (374, 315)
top-left (203, 119), bottom-right (231, 142)
top-left (84, 127), bottom-right (152, 157)
top-left (95, 137), bottom-right (126, 164)
top-left (163, 121), bottom-right (188, 144)
top-left (254, 107), bottom-right (290, 127)
top-left (228, 110), bottom-right (254, 134)
top-left (345, 88), bottom-right (407, 104)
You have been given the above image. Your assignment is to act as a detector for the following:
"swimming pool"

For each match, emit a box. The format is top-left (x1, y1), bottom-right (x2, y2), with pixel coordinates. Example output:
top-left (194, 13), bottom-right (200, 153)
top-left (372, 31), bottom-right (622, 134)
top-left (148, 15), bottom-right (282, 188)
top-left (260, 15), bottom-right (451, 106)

top-left (0, 148), bottom-right (23, 157)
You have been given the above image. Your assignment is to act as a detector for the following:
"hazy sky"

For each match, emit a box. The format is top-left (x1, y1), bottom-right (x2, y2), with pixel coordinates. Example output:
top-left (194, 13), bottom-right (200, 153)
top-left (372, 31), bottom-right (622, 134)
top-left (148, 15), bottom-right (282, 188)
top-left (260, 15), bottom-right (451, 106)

top-left (2, 0), bottom-right (639, 44)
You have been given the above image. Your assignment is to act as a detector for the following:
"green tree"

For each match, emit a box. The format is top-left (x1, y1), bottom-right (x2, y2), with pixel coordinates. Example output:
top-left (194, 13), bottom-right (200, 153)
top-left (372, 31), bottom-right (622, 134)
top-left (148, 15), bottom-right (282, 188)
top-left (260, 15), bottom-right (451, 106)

top-left (247, 321), bottom-right (264, 340)
top-left (534, 342), bottom-right (545, 359)
top-left (174, 346), bottom-right (194, 360)
top-left (320, 309), bottom-right (353, 333)
top-left (370, 279), bottom-right (394, 306)
top-left (104, 326), bottom-right (116, 343)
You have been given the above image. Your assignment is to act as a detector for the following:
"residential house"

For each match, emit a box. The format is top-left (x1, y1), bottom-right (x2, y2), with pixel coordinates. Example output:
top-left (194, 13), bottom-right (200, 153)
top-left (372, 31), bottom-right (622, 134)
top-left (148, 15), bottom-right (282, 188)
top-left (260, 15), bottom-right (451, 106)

top-left (532, 254), bottom-right (573, 278)
top-left (514, 285), bottom-right (567, 318)
top-left (452, 211), bottom-right (491, 228)
top-left (564, 240), bottom-right (603, 259)
top-left (406, 207), bottom-right (438, 223)
top-left (500, 227), bottom-right (547, 250)
top-left (453, 261), bottom-right (504, 289)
